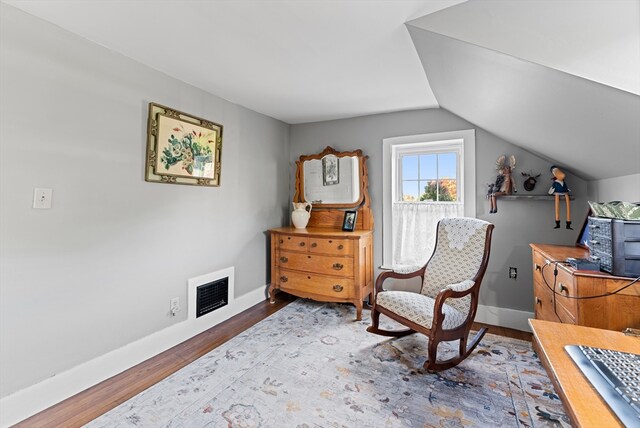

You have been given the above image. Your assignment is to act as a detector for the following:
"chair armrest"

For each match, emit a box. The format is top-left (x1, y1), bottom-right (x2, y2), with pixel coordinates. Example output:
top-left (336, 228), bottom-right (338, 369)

top-left (374, 266), bottom-right (426, 293)
top-left (445, 279), bottom-right (475, 294)
top-left (431, 280), bottom-right (478, 327)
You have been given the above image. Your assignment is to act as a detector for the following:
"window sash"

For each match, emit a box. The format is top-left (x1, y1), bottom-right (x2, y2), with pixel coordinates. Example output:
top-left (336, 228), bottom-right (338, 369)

top-left (394, 143), bottom-right (462, 204)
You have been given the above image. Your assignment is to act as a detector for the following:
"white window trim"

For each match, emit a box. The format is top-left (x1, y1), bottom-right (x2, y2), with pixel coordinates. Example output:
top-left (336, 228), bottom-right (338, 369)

top-left (382, 129), bottom-right (476, 267)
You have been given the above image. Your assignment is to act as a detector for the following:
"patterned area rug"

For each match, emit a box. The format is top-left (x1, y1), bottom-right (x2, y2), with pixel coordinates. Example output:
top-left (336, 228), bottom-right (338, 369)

top-left (88, 300), bottom-right (569, 427)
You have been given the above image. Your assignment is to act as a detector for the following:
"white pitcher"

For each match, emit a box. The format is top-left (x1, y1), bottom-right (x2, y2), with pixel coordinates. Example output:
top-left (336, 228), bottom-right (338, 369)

top-left (291, 202), bottom-right (312, 229)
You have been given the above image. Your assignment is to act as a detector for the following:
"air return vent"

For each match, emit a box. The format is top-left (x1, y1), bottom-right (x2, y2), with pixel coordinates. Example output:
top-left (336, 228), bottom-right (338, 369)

top-left (196, 277), bottom-right (228, 318)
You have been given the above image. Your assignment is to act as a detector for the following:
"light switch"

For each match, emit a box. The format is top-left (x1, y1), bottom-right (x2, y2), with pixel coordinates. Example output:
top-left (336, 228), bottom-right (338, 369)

top-left (33, 188), bottom-right (52, 209)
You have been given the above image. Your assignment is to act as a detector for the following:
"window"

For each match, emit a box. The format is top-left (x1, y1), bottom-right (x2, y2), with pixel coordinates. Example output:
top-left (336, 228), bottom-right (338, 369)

top-left (382, 130), bottom-right (476, 268)
top-left (397, 148), bottom-right (461, 202)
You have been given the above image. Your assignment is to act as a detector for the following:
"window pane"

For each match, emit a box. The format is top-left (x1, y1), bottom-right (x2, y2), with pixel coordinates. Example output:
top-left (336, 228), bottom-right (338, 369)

top-left (419, 154), bottom-right (437, 180)
top-left (402, 155), bottom-right (419, 180)
top-left (438, 179), bottom-right (457, 201)
top-left (419, 180), bottom-right (436, 201)
top-left (438, 152), bottom-right (457, 179)
top-left (401, 181), bottom-right (419, 201)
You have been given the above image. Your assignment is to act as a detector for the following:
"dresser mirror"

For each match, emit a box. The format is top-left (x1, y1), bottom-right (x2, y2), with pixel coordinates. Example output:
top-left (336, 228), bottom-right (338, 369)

top-left (294, 146), bottom-right (368, 209)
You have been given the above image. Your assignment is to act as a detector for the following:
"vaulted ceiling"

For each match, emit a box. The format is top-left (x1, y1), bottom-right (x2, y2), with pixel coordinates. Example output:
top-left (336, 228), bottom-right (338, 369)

top-left (3, 0), bottom-right (640, 180)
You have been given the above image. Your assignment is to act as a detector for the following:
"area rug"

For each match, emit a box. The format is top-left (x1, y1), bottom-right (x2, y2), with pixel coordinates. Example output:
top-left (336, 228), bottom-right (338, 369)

top-left (87, 300), bottom-right (569, 427)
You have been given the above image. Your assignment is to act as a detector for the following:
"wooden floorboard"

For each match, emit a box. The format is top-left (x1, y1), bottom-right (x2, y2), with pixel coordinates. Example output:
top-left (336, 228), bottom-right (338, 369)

top-left (13, 294), bottom-right (296, 428)
top-left (13, 296), bottom-right (530, 427)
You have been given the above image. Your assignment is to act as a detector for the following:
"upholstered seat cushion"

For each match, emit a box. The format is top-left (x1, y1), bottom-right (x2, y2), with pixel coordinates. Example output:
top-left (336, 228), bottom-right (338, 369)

top-left (376, 290), bottom-right (467, 330)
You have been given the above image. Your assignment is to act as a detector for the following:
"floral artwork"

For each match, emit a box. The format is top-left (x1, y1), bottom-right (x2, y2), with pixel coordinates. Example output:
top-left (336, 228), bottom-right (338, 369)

top-left (146, 103), bottom-right (223, 186)
top-left (158, 116), bottom-right (215, 178)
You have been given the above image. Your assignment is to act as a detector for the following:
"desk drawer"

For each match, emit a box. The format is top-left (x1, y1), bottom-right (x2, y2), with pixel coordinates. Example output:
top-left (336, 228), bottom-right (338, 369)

top-left (277, 251), bottom-right (354, 277)
top-left (533, 252), bottom-right (577, 314)
top-left (534, 280), bottom-right (560, 323)
top-left (277, 269), bottom-right (355, 299)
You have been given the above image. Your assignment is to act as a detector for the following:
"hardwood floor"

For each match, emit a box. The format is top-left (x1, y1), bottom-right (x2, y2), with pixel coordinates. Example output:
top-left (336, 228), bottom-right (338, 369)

top-left (14, 296), bottom-right (530, 427)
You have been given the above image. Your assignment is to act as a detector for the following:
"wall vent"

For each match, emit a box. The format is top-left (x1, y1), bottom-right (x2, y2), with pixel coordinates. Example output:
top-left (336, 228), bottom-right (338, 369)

top-left (196, 277), bottom-right (228, 318)
top-left (188, 266), bottom-right (234, 320)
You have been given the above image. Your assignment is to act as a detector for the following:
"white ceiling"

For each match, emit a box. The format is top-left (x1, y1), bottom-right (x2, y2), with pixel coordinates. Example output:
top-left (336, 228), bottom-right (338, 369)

top-left (4, 0), bottom-right (640, 180)
top-left (409, 0), bottom-right (640, 96)
top-left (2, 0), bottom-right (466, 124)
top-left (4, 0), bottom-right (639, 125)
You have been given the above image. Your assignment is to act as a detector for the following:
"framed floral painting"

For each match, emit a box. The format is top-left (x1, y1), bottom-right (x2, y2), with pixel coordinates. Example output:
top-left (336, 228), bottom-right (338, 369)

top-left (145, 103), bottom-right (223, 186)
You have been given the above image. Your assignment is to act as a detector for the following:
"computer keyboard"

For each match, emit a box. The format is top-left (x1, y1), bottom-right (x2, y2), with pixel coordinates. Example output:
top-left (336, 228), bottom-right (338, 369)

top-left (565, 344), bottom-right (640, 428)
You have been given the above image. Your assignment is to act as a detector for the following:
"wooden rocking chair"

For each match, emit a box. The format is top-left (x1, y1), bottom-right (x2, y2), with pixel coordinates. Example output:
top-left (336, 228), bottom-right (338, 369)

top-left (367, 217), bottom-right (494, 372)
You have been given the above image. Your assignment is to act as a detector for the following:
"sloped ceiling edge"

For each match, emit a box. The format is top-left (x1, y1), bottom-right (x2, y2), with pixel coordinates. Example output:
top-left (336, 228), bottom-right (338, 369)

top-left (407, 24), bottom-right (640, 181)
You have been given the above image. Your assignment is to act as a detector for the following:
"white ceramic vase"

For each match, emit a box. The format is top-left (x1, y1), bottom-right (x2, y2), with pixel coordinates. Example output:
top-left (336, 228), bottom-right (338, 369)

top-left (291, 202), bottom-right (312, 228)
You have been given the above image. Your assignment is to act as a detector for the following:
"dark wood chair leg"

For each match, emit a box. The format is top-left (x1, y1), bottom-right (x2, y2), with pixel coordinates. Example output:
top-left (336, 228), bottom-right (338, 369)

top-left (367, 307), bottom-right (416, 337)
top-left (424, 328), bottom-right (489, 372)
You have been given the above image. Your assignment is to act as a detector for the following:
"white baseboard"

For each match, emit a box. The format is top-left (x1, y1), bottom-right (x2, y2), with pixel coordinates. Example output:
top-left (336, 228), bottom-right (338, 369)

top-left (0, 286), bottom-right (267, 428)
top-left (475, 304), bottom-right (534, 333)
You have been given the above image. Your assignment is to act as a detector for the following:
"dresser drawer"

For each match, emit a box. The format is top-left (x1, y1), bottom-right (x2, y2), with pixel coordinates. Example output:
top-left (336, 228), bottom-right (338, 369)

top-left (277, 234), bottom-right (309, 251)
top-left (308, 238), bottom-right (353, 255)
top-left (277, 251), bottom-right (354, 277)
top-left (277, 269), bottom-right (355, 299)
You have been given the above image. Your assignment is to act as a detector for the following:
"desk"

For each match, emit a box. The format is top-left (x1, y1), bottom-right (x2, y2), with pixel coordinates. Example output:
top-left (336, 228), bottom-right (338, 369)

top-left (530, 243), bottom-right (640, 331)
top-left (530, 319), bottom-right (640, 427)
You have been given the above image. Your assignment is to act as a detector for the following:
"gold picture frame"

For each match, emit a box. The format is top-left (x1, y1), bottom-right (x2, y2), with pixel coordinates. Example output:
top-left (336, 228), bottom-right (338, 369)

top-left (145, 103), bottom-right (223, 186)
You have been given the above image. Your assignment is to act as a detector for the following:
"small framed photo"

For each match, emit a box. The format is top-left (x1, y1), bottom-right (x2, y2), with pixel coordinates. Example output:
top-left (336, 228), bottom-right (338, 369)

top-left (322, 154), bottom-right (339, 186)
top-left (342, 210), bottom-right (357, 232)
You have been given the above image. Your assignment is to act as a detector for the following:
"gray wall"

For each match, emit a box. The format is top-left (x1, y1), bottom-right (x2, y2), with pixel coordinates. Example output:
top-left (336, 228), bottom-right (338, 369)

top-left (290, 109), bottom-right (587, 312)
top-left (587, 174), bottom-right (640, 202)
top-left (0, 4), bottom-right (290, 398)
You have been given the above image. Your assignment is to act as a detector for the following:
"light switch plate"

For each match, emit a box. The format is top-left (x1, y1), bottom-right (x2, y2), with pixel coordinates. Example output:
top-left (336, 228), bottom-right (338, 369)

top-left (33, 188), bottom-right (52, 209)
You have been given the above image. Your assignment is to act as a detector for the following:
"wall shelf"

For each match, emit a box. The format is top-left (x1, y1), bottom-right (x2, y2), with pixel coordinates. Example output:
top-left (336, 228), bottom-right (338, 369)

top-left (498, 194), bottom-right (575, 200)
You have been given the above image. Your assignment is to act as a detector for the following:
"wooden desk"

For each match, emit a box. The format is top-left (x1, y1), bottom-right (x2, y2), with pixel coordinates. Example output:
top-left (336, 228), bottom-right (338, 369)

top-left (530, 319), bottom-right (640, 427)
top-left (530, 243), bottom-right (640, 331)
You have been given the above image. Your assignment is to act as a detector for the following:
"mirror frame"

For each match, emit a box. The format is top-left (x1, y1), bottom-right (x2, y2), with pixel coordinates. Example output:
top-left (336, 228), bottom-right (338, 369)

top-left (294, 146), bottom-right (370, 209)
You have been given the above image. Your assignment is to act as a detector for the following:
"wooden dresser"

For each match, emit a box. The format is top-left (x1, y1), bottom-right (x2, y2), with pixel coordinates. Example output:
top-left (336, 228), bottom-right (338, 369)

top-left (269, 227), bottom-right (373, 320)
top-left (269, 146), bottom-right (375, 321)
top-left (530, 243), bottom-right (640, 331)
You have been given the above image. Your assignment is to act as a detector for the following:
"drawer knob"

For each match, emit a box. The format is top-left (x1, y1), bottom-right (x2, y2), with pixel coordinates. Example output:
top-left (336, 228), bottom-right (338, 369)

top-left (535, 297), bottom-right (542, 305)
top-left (279, 256), bottom-right (288, 263)
top-left (337, 244), bottom-right (344, 250)
top-left (332, 263), bottom-right (344, 270)
top-left (279, 239), bottom-right (283, 244)
top-left (333, 285), bottom-right (344, 292)
top-left (311, 242), bottom-right (318, 248)
top-left (299, 242), bottom-right (306, 247)
top-left (534, 263), bottom-right (541, 272)
top-left (559, 283), bottom-right (568, 293)
top-left (280, 275), bottom-right (288, 283)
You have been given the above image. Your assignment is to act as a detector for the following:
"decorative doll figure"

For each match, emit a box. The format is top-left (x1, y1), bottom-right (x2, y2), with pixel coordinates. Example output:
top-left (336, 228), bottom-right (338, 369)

top-left (488, 155), bottom-right (516, 213)
top-left (548, 165), bottom-right (572, 229)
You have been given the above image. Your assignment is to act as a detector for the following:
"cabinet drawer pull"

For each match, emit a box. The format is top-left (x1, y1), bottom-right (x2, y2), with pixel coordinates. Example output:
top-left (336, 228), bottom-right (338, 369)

top-left (534, 264), bottom-right (541, 272)
top-left (535, 297), bottom-right (542, 305)
top-left (279, 239), bottom-right (284, 244)
top-left (280, 275), bottom-right (288, 283)
top-left (338, 244), bottom-right (344, 250)
top-left (333, 285), bottom-right (344, 292)
top-left (279, 256), bottom-right (288, 263)
top-left (311, 242), bottom-right (317, 248)
top-left (559, 283), bottom-right (568, 293)
top-left (589, 224), bottom-right (600, 229)
top-left (299, 242), bottom-right (306, 247)
top-left (332, 263), bottom-right (344, 270)
top-left (589, 240), bottom-right (599, 245)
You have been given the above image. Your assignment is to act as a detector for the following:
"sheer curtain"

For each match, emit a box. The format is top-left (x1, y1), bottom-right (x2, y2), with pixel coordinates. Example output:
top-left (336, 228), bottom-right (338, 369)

top-left (392, 202), bottom-right (464, 272)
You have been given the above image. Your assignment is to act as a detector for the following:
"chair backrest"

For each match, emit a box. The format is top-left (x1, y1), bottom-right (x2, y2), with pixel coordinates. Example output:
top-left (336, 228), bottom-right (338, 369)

top-left (420, 217), bottom-right (493, 315)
